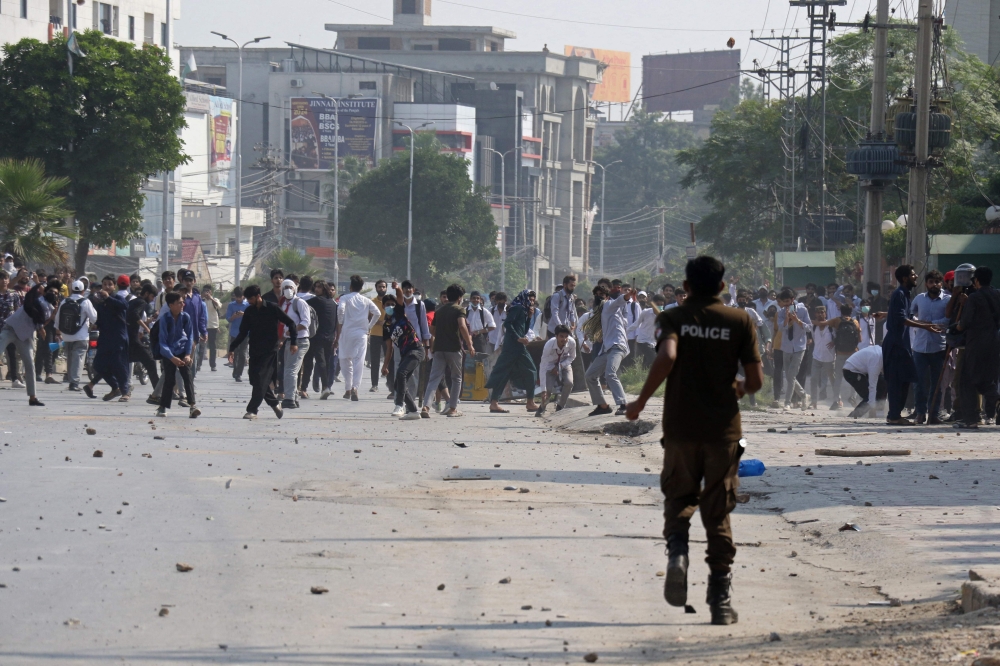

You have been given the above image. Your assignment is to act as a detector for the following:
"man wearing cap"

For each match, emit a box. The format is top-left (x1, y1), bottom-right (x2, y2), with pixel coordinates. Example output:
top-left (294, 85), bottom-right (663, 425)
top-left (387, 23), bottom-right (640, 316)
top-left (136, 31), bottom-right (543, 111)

top-left (56, 280), bottom-right (98, 392)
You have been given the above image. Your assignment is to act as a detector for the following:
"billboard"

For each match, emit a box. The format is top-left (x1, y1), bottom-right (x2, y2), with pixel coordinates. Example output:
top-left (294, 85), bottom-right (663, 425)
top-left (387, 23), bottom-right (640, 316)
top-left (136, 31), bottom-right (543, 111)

top-left (290, 97), bottom-right (379, 170)
top-left (642, 50), bottom-right (741, 113)
top-left (564, 46), bottom-right (632, 103)
top-left (209, 96), bottom-right (235, 189)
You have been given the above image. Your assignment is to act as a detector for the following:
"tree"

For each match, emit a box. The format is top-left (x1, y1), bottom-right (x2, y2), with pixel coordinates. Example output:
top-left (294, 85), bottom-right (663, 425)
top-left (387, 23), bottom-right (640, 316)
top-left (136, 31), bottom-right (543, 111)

top-left (676, 100), bottom-right (786, 258)
top-left (0, 158), bottom-right (75, 265)
top-left (593, 108), bottom-right (700, 216)
top-left (339, 145), bottom-right (498, 290)
top-left (0, 32), bottom-right (187, 274)
top-left (266, 247), bottom-right (320, 278)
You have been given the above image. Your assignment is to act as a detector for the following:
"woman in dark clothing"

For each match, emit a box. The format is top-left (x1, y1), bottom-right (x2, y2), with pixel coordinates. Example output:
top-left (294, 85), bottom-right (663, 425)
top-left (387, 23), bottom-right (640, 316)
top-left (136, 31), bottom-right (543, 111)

top-left (484, 289), bottom-right (538, 413)
top-left (381, 289), bottom-right (424, 419)
top-left (301, 280), bottom-right (337, 400)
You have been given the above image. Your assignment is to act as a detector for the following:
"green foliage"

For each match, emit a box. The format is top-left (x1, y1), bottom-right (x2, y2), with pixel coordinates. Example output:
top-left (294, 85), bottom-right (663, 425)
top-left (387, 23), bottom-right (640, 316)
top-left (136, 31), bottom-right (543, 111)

top-left (882, 227), bottom-right (907, 263)
top-left (594, 109), bottom-right (700, 216)
top-left (438, 258), bottom-right (527, 298)
top-left (0, 32), bottom-right (187, 273)
top-left (265, 247), bottom-right (320, 278)
top-left (619, 360), bottom-right (663, 398)
top-left (678, 22), bottom-right (1000, 262)
top-left (340, 144), bottom-right (498, 290)
top-left (677, 100), bottom-right (786, 258)
top-left (0, 158), bottom-right (75, 265)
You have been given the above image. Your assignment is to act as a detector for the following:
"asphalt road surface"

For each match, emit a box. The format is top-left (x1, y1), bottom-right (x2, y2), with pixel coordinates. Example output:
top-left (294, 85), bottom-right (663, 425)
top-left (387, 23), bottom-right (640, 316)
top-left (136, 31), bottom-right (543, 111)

top-left (1, 370), bottom-right (998, 664)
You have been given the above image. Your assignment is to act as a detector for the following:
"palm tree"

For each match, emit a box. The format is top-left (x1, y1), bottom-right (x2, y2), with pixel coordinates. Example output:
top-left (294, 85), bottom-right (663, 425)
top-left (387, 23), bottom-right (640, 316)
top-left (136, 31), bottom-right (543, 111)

top-left (0, 158), bottom-right (75, 266)
top-left (268, 247), bottom-right (320, 277)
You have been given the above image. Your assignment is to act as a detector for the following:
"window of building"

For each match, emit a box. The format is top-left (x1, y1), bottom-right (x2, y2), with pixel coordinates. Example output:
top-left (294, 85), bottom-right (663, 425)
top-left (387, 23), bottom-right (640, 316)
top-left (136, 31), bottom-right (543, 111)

top-left (490, 41), bottom-right (499, 52)
top-left (161, 22), bottom-right (167, 47)
top-left (400, 0), bottom-right (417, 13)
top-left (412, 44), bottom-right (433, 51)
top-left (97, 3), bottom-right (111, 34)
top-left (70, 3), bottom-right (76, 29)
top-left (359, 81), bottom-right (377, 90)
top-left (128, 16), bottom-right (135, 40)
top-left (20, 0), bottom-right (27, 19)
top-left (143, 13), bottom-right (154, 44)
top-left (438, 38), bottom-right (472, 51)
top-left (286, 180), bottom-right (320, 213)
top-left (357, 37), bottom-right (390, 50)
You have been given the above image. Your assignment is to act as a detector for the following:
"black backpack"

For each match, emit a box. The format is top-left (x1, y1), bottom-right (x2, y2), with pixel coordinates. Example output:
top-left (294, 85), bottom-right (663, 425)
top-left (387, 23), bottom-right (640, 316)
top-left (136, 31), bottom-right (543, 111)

top-left (834, 318), bottom-right (861, 354)
top-left (149, 319), bottom-right (162, 360)
top-left (57, 299), bottom-right (84, 335)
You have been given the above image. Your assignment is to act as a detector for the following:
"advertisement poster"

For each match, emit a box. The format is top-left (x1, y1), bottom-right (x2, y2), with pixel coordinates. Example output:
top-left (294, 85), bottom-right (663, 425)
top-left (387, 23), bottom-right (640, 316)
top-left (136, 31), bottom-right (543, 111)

top-left (564, 46), bottom-right (632, 103)
top-left (209, 96), bottom-right (235, 189)
top-left (290, 97), bottom-right (379, 169)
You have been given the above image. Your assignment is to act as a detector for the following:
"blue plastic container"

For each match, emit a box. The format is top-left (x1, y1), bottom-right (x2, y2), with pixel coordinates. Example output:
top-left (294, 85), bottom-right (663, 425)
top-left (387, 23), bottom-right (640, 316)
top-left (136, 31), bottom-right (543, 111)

top-left (48, 342), bottom-right (61, 353)
top-left (738, 459), bottom-right (766, 477)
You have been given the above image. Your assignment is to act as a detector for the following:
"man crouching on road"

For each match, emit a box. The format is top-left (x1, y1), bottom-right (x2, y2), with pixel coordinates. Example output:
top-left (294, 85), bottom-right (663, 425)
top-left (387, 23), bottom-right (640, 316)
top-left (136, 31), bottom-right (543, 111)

top-left (626, 256), bottom-right (764, 625)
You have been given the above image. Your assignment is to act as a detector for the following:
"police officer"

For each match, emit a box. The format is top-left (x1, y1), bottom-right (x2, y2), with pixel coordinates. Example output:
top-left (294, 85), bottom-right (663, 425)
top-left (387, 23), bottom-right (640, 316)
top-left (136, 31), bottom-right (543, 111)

top-left (626, 256), bottom-right (764, 625)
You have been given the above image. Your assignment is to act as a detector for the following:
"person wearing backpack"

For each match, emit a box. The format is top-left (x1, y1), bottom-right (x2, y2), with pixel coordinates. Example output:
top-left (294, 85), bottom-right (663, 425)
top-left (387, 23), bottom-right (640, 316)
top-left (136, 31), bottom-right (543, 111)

top-left (823, 303), bottom-right (862, 410)
top-left (56, 280), bottom-right (97, 392)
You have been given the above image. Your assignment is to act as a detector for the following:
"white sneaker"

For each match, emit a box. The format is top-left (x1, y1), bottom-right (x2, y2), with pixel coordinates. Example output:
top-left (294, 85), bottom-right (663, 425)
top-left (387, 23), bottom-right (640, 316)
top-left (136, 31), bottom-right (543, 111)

top-left (12, 379), bottom-right (24, 388)
top-left (320, 389), bottom-right (332, 400)
top-left (391, 405), bottom-right (405, 417)
top-left (243, 412), bottom-right (257, 420)
top-left (369, 385), bottom-right (379, 393)
top-left (402, 411), bottom-right (421, 420)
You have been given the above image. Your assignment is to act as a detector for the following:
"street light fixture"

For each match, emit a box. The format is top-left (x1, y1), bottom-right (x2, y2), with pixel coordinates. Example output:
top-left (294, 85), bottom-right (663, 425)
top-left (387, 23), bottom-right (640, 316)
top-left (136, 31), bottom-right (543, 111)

top-left (394, 121), bottom-right (434, 282)
top-left (211, 31), bottom-right (270, 287)
top-left (483, 147), bottom-right (514, 293)
top-left (588, 159), bottom-right (621, 279)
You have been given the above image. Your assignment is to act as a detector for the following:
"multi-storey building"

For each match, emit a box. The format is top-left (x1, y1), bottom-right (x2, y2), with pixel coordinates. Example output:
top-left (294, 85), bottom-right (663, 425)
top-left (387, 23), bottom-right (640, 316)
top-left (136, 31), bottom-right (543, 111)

top-left (328, 0), bottom-right (601, 288)
top-left (946, 0), bottom-right (1000, 66)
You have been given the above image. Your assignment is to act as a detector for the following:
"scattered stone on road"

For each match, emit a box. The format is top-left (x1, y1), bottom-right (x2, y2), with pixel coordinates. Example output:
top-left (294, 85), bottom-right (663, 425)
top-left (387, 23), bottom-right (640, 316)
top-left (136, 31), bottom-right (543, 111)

top-left (92, 450), bottom-right (103, 458)
top-left (175, 563), bottom-right (193, 572)
top-left (310, 587), bottom-right (329, 595)
top-left (85, 428), bottom-right (96, 435)
top-left (583, 652), bottom-right (599, 663)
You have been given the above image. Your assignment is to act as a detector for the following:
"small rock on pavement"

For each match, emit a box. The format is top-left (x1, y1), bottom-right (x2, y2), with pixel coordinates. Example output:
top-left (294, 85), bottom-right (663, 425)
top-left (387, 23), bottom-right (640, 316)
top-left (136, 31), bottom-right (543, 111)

top-left (437, 584), bottom-right (446, 591)
top-left (92, 450), bottom-right (103, 458)
top-left (929, 474), bottom-right (939, 480)
top-left (225, 479), bottom-right (232, 489)
top-left (311, 586), bottom-right (329, 594)
top-left (175, 563), bottom-right (193, 572)
top-left (353, 449), bottom-right (361, 453)
top-left (158, 608), bottom-right (169, 617)
top-left (64, 618), bottom-right (80, 626)
top-left (86, 428), bottom-right (96, 435)
top-left (583, 653), bottom-right (599, 663)
top-left (622, 499), bottom-right (631, 504)
top-left (521, 605), bottom-right (532, 610)
top-left (153, 436), bottom-right (165, 440)
top-left (519, 488), bottom-right (530, 493)
top-left (545, 619), bottom-right (552, 626)
top-left (768, 632), bottom-right (782, 642)
top-left (499, 577), bottom-right (511, 584)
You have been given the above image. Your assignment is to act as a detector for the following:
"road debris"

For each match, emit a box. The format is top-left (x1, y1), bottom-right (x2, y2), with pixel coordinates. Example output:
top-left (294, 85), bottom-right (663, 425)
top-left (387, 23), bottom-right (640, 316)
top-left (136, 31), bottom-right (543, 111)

top-left (86, 428), bottom-right (96, 435)
top-left (838, 523), bottom-right (861, 532)
top-left (583, 653), bottom-right (599, 663)
top-left (311, 586), bottom-right (329, 594)
top-left (159, 608), bottom-right (169, 617)
top-left (176, 563), bottom-right (193, 572)
top-left (92, 450), bottom-right (103, 458)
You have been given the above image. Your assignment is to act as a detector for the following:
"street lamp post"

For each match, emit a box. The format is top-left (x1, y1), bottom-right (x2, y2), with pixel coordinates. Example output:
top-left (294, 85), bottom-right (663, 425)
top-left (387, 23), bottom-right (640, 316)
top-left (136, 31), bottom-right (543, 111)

top-left (588, 159), bottom-right (621, 279)
top-left (394, 121), bottom-right (433, 282)
top-left (211, 31), bottom-right (270, 287)
top-left (484, 147), bottom-right (514, 293)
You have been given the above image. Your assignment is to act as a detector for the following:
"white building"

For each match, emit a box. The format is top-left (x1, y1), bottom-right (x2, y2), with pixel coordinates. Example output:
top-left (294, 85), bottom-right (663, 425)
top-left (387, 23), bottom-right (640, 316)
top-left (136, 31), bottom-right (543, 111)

top-left (946, 0), bottom-right (1000, 66)
top-left (392, 102), bottom-right (477, 181)
top-left (1, 0), bottom-right (179, 64)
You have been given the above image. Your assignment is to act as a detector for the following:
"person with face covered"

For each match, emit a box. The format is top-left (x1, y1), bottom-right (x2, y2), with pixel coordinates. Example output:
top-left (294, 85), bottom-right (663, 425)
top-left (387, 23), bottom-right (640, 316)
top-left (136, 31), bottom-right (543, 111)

top-left (381, 286), bottom-right (424, 419)
top-left (277, 278), bottom-right (312, 409)
top-left (484, 289), bottom-right (539, 413)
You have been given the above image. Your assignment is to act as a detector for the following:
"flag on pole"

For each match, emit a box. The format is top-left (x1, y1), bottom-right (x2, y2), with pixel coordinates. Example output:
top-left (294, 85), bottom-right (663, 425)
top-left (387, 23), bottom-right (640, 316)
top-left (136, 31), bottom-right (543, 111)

top-left (182, 52), bottom-right (198, 80)
top-left (67, 33), bottom-right (86, 76)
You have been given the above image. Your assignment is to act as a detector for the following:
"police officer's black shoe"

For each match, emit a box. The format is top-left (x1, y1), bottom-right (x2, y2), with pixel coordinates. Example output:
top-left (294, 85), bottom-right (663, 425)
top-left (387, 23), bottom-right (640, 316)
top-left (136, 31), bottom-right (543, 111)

top-left (664, 551), bottom-right (689, 607)
top-left (706, 572), bottom-right (738, 625)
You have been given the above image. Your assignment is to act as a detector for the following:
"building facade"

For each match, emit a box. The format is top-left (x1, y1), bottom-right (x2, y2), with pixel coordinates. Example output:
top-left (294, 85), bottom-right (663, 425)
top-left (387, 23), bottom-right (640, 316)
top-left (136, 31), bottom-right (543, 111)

top-left (946, 0), bottom-right (1000, 66)
top-left (327, 1), bottom-right (600, 289)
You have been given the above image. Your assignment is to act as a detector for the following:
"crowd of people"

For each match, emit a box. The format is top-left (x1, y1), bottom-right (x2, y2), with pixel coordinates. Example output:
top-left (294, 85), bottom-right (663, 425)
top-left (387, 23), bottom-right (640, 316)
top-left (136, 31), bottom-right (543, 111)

top-left (3, 249), bottom-right (999, 429)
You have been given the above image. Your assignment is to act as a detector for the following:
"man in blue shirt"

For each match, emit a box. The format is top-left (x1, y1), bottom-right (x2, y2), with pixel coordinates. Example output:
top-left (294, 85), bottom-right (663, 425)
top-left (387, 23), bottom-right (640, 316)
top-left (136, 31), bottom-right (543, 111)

top-left (909, 270), bottom-right (951, 424)
top-left (882, 265), bottom-right (945, 425)
top-left (585, 283), bottom-right (636, 417)
top-left (178, 270), bottom-right (208, 379)
top-left (156, 292), bottom-right (199, 418)
top-left (226, 286), bottom-right (250, 382)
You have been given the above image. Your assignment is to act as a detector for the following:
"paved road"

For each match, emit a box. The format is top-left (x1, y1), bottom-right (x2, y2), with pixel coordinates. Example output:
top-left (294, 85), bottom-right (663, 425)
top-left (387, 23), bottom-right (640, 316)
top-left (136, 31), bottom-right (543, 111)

top-left (0, 371), bottom-right (996, 664)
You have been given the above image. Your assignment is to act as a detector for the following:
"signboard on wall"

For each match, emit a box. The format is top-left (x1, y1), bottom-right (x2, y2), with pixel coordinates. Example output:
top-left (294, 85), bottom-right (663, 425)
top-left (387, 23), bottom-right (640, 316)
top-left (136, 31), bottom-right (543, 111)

top-left (642, 50), bottom-right (740, 113)
top-left (209, 96), bottom-right (235, 189)
top-left (564, 46), bottom-right (632, 103)
top-left (289, 97), bottom-right (379, 170)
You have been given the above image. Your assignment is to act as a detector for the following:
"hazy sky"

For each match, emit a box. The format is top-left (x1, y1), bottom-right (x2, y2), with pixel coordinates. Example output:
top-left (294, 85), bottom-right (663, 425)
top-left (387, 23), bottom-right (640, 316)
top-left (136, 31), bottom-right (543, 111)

top-left (176, 0), bottom-right (875, 97)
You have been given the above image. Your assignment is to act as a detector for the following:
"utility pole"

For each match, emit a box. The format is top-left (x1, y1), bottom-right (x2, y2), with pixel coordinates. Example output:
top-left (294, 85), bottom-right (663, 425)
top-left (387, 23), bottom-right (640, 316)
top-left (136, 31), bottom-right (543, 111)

top-left (588, 159), bottom-right (621, 278)
top-left (159, 0), bottom-right (171, 279)
top-left (905, 0), bottom-right (934, 278)
top-left (863, 0), bottom-right (890, 296)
